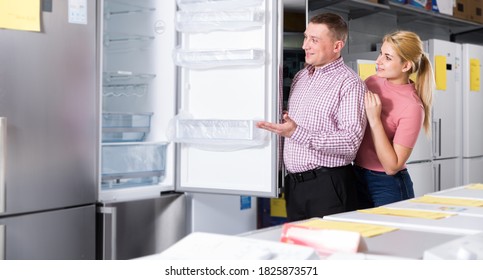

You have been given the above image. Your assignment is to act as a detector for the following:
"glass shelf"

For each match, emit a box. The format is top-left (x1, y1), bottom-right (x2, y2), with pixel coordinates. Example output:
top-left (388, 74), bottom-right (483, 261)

top-left (103, 71), bottom-right (156, 84)
top-left (103, 33), bottom-right (155, 49)
top-left (104, 0), bottom-right (155, 19)
top-left (102, 83), bottom-right (149, 98)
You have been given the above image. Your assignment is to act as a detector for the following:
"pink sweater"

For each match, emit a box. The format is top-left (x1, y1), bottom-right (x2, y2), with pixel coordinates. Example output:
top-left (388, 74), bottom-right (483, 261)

top-left (355, 75), bottom-right (424, 172)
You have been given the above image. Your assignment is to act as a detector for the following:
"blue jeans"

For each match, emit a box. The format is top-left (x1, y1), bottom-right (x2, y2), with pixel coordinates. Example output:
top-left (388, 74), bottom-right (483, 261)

top-left (354, 165), bottom-right (415, 207)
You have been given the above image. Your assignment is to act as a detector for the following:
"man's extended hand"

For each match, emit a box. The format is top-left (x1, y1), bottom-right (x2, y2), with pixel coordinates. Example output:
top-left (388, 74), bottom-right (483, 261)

top-left (256, 112), bottom-right (297, 138)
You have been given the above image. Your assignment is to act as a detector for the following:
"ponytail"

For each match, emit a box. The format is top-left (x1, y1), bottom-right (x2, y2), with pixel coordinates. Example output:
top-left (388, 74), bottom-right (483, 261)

top-left (415, 53), bottom-right (434, 136)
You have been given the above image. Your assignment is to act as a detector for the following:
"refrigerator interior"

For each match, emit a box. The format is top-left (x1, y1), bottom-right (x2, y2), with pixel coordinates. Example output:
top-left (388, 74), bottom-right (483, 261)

top-left (99, 0), bottom-right (177, 202)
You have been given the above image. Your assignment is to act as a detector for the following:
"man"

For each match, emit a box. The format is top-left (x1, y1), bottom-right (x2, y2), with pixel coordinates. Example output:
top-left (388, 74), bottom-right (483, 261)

top-left (257, 13), bottom-right (367, 221)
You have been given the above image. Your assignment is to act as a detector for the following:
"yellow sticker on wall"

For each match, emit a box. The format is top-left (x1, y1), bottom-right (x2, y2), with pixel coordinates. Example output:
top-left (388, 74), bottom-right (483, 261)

top-left (470, 58), bottom-right (480, 92)
top-left (435, 55), bottom-right (447, 91)
top-left (358, 63), bottom-right (376, 81)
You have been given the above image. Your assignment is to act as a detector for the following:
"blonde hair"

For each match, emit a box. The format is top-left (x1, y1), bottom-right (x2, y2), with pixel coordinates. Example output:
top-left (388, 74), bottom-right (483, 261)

top-left (383, 31), bottom-right (434, 135)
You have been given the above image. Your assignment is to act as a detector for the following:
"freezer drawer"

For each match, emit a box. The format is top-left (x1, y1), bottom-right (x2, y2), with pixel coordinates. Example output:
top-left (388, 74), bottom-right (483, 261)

top-left (0, 205), bottom-right (95, 260)
top-left (101, 143), bottom-right (168, 189)
top-left (102, 112), bottom-right (153, 142)
top-left (97, 193), bottom-right (187, 260)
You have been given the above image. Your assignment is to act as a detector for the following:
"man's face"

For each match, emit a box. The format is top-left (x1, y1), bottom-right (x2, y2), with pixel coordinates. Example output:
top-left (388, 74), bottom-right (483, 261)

top-left (302, 22), bottom-right (342, 68)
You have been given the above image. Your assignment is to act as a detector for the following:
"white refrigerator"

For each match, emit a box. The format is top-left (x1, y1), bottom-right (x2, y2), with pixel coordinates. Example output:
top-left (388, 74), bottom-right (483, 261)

top-left (424, 39), bottom-right (463, 192)
top-left (461, 43), bottom-right (483, 185)
top-left (407, 39), bottom-right (463, 195)
top-left (98, 0), bottom-right (282, 259)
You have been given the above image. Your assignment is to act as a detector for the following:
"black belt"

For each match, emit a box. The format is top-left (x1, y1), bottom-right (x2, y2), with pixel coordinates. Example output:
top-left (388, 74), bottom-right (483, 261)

top-left (288, 165), bottom-right (350, 183)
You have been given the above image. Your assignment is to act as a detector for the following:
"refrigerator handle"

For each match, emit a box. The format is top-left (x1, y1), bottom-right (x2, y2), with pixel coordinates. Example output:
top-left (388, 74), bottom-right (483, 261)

top-left (98, 206), bottom-right (117, 260)
top-left (437, 163), bottom-right (441, 192)
top-left (438, 118), bottom-right (442, 157)
top-left (0, 117), bottom-right (6, 214)
top-left (433, 163), bottom-right (441, 192)
top-left (433, 164), bottom-right (438, 193)
top-left (432, 119), bottom-right (438, 157)
top-left (0, 224), bottom-right (4, 260)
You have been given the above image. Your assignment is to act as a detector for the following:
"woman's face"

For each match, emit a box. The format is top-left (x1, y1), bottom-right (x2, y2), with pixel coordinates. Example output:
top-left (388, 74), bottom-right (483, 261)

top-left (375, 41), bottom-right (411, 84)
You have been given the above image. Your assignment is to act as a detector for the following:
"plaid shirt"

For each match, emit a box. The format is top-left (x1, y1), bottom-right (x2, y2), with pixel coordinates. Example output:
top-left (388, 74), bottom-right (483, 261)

top-left (284, 57), bottom-right (367, 173)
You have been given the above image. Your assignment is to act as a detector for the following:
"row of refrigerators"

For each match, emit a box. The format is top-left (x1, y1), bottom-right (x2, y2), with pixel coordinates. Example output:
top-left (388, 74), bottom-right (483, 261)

top-left (346, 39), bottom-right (483, 197)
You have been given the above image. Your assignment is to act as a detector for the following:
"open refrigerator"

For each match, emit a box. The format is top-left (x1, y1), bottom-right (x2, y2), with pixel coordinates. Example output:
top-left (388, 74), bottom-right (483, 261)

top-left (97, 0), bottom-right (282, 259)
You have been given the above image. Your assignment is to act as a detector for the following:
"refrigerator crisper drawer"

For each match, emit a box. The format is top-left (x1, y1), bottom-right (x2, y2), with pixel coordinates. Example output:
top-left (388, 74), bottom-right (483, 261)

top-left (102, 112), bottom-right (153, 142)
top-left (172, 119), bottom-right (267, 147)
top-left (101, 143), bottom-right (168, 189)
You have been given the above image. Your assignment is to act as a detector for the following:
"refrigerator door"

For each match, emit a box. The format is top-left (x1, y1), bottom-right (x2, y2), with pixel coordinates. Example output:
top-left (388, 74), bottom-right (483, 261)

top-left (426, 40), bottom-right (462, 160)
top-left (406, 161), bottom-right (434, 197)
top-left (174, 0), bottom-right (282, 197)
top-left (0, 205), bottom-right (95, 260)
top-left (462, 44), bottom-right (483, 158)
top-left (463, 157), bottom-right (483, 185)
top-left (0, 0), bottom-right (97, 215)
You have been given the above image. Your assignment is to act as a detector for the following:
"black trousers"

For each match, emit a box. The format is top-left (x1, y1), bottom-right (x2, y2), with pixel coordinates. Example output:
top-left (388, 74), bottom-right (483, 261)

top-left (284, 164), bottom-right (359, 222)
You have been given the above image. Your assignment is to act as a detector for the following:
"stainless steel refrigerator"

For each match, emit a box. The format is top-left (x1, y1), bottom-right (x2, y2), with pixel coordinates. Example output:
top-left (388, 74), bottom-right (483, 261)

top-left (0, 0), bottom-right (97, 259)
top-left (97, 0), bottom-right (282, 259)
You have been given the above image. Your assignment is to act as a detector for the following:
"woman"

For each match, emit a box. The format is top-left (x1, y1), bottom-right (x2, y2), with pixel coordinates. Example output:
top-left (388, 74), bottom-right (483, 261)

top-left (354, 31), bottom-right (434, 207)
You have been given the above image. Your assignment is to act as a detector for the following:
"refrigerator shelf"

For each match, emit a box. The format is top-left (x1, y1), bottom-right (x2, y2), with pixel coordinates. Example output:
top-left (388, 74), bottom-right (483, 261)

top-left (103, 83), bottom-right (149, 97)
top-left (103, 71), bottom-right (156, 84)
top-left (175, 9), bottom-right (265, 33)
top-left (104, 0), bottom-right (155, 20)
top-left (177, 0), bottom-right (263, 11)
top-left (173, 49), bottom-right (265, 69)
top-left (170, 119), bottom-right (268, 148)
top-left (103, 33), bottom-right (155, 50)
